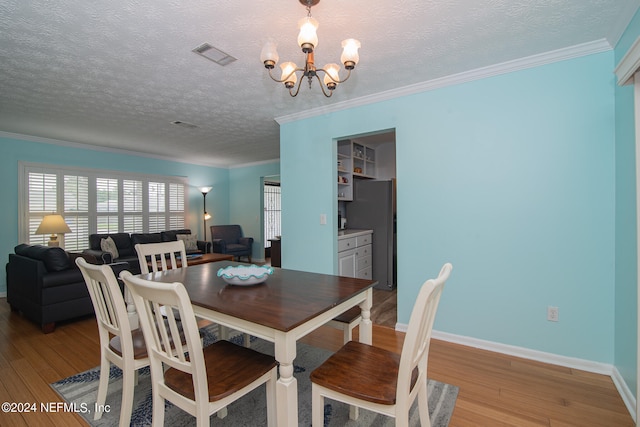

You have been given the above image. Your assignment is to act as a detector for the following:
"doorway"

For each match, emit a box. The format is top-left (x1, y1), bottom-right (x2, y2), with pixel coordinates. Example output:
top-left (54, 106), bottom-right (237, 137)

top-left (263, 176), bottom-right (281, 264)
top-left (337, 130), bottom-right (397, 324)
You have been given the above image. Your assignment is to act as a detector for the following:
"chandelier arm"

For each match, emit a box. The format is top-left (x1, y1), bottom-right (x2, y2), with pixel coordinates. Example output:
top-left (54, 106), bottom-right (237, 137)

top-left (289, 75), bottom-right (305, 97)
top-left (314, 74), bottom-right (333, 97)
top-left (267, 67), bottom-right (304, 84)
top-left (317, 67), bottom-right (352, 84)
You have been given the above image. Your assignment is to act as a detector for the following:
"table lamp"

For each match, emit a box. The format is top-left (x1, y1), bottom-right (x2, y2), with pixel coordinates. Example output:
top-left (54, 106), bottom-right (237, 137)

top-left (35, 214), bottom-right (72, 247)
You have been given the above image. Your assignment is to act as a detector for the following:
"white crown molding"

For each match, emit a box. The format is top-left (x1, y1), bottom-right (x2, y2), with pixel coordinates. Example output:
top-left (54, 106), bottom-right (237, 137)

top-left (0, 131), bottom-right (232, 169)
top-left (615, 36), bottom-right (640, 86)
top-left (229, 158), bottom-right (280, 169)
top-left (276, 39), bottom-right (612, 125)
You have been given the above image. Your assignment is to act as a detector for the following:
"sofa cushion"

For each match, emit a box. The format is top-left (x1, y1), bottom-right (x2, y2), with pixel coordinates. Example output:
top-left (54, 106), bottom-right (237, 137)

top-left (177, 234), bottom-right (198, 251)
top-left (100, 236), bottom-right (119, 260)
top-left (14, 244), bottom-right (71, 272)
top-left (89, 233), bottom-right (134, 257)
top-left (161, 229), bottom-right (191, 242)
top-left (131, 233), bottom-right (162, 246)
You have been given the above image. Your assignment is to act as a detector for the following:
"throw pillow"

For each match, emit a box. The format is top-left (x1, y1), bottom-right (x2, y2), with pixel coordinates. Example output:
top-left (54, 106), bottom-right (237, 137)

top-left (100, 236), bottom-right (119, 260)
top-left (177, 234), bottom-right (198, 251)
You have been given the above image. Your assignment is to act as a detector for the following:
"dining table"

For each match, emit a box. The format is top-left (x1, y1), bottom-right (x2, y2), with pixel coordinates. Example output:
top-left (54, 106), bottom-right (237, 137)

top-left (138, 261), bottom-right (377, 426)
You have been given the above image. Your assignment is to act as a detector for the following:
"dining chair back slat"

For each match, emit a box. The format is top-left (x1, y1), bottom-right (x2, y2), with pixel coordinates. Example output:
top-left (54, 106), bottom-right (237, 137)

top-left (135, 240), bottom-right (188, 274)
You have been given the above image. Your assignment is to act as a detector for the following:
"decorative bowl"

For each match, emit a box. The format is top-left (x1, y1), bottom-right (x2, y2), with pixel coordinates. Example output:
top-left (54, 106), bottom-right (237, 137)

top-left (217, 265), bottom-right (274, 286)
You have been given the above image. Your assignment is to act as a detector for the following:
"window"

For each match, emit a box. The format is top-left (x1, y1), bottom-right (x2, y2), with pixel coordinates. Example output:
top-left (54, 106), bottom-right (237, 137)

top-left (20, 163), bottom-right (188, 251)
top-left (264, 181), bottom-right (281, 248)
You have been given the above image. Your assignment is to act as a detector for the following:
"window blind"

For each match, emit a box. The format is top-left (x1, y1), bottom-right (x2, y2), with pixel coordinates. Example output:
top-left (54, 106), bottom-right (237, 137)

top-left (20, 163), bottom-right (188, 251)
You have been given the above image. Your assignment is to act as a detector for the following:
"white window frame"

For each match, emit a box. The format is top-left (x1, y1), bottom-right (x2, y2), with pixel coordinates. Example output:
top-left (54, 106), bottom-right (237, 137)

top-left (19, 162), bottom-right (189, 250)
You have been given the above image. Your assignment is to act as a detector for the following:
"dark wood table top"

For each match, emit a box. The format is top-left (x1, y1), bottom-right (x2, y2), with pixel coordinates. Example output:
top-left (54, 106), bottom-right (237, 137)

top-left (140, 261), bottom-right (377, 332)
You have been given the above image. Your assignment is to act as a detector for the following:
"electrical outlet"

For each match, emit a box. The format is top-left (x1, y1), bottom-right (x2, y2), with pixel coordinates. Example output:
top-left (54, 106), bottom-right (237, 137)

top-left (547, 306), bottom-right (559, 322)
top-left (320, 213), bottom-right (327, 225)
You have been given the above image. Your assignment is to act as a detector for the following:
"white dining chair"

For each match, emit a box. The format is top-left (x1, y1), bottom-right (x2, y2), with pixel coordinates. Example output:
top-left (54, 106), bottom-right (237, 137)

top-left (327, 306), bottom-right (362, 343)
top-left (121, 271), bottom-right (278, 427)
top-left (310, 263), bottom-right (452, 427)
top-left (135, 240), bottom-right (188, 274)
top-left (76, 257), bottom-right (149, 426)
top-left (135, 240), bottom-right (248, 346)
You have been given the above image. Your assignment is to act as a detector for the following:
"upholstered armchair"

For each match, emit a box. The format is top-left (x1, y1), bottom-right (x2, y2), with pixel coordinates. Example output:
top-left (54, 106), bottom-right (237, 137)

top-left (210, 225), bottom-right (253, 262)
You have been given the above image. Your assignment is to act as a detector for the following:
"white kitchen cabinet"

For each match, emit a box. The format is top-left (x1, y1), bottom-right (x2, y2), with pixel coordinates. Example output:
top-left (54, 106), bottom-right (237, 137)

top-left (338, 230), bottom-right (373, 279)
top-left (337, 139), bottom-right (375, 201)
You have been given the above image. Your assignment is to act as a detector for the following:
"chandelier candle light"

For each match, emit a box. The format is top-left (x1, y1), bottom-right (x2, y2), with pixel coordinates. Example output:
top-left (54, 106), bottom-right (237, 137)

top-left (260, 0), bottom-right (361, 97)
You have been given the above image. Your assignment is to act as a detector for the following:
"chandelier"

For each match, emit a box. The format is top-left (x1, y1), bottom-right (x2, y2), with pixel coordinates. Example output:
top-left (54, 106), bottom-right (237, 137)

top-left (260, 0), bottom-right (361, 98)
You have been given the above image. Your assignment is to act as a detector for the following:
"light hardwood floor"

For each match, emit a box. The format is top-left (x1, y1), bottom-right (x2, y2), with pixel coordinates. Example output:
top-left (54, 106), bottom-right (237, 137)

top-left (0, 297), bottom-right (633, 426)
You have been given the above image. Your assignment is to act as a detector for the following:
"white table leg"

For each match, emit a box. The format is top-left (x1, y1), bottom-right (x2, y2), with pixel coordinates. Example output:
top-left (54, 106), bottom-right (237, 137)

top-left (274, 332), bottom-right (298, 427)
top-left (359, 288), bottom-right (373, 345)
top-left (350, 288), bottom-right (374, 420)
top-left (124, 286), bottom-right (139, 329)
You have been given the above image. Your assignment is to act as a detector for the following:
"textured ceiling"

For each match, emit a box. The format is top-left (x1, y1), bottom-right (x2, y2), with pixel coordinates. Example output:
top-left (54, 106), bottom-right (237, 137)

top-left (0, 0), bottom-right (638, 167)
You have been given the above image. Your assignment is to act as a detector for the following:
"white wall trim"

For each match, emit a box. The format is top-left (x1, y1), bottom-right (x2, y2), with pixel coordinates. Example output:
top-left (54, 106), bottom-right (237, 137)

top-left (394, 324), bottom-right (637, 421)
top-left (276, 39), bottom-right (611, 125)
top-left (0, 292), bottom-right (6, 298)
top-left (612, 365), bottom-right (638, 423)
top-left (615, 36), bottom-right (640, 86)
top-left (0, 131), bottom-right (232, 169)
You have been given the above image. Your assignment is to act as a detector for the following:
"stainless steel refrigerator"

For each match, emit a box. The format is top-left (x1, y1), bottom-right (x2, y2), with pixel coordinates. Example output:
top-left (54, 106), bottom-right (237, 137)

top-left (346, 179), bottom-right (397, 290)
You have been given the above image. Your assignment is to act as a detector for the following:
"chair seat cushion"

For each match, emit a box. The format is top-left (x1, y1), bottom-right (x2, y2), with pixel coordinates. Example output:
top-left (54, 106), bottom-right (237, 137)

top-left (332, 307), bottom-right (362, 324)
top-left (109, 328), bottom-right (148, 360)
top-left (224, 243), bottom-right (250, 253)
top-left (310, 341), bottom-right (418, 405)
top-left (164, 340), bottom-right (276, 401)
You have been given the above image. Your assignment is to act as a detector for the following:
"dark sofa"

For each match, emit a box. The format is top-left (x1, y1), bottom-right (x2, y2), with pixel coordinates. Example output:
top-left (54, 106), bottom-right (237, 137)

top-left (83, 229), bottom-right (210, 274)
top-left (6, 244), bottom-right (126, 333)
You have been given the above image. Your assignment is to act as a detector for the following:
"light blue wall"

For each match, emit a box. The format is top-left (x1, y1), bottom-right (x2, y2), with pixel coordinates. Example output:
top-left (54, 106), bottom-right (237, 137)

top-left (229, 162), bottom-right (280, 261)
top-left (281, 51), bottom-right (616, 363)
top-left (614, 8), bottom-right (640, 403)
top-left (0, 135), bottom-right (231, 294)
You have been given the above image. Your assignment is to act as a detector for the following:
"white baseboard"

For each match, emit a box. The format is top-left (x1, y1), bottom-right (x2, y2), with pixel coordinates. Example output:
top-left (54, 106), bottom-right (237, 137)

top-left (612, 366), bottom-right (638, 423)
top-left (0, 291), bottom-right (6, 298)
top-left (394, 324), bottom-right (637, 422)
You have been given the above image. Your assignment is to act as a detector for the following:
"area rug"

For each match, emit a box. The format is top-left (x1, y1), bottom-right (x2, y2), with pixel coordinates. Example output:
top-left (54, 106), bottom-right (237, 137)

top-left (51, 328), bottom-right (458, 426)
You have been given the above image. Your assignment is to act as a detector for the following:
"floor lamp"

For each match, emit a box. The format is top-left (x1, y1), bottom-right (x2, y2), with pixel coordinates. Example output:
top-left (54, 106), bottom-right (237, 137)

top-left (201, 187), bottom-right (212, 250)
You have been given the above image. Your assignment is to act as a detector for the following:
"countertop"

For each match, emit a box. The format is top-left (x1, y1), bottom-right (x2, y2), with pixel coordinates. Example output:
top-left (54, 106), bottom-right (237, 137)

top-left (338, 229), bottom-right (373, 239)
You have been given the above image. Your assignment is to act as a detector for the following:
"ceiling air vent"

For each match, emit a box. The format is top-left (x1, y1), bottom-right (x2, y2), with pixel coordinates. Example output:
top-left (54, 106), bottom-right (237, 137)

top-left (171, 120), bottom-right (198, 129)
top-left (192, 43), bottom-right (237, 66)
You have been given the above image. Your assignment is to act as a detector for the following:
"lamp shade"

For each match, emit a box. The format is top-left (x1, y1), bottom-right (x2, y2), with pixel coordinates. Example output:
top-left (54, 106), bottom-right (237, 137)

top-left (35, 214), bottom-right (71, 247)
top-left (35, 214), bottom-right (71, 235)
top-left (200, 186), bottom-right (213, 194)
top-left (323, 63), bottom-right (340, 87)
top-left (260, 41), bottom-right (279, 66)
top-left (297, 16), bottom-right (319, 51)
top-left (280, 62), bottom-right (298, 86)
top-left (341, 38), bottom-right (361, 68)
